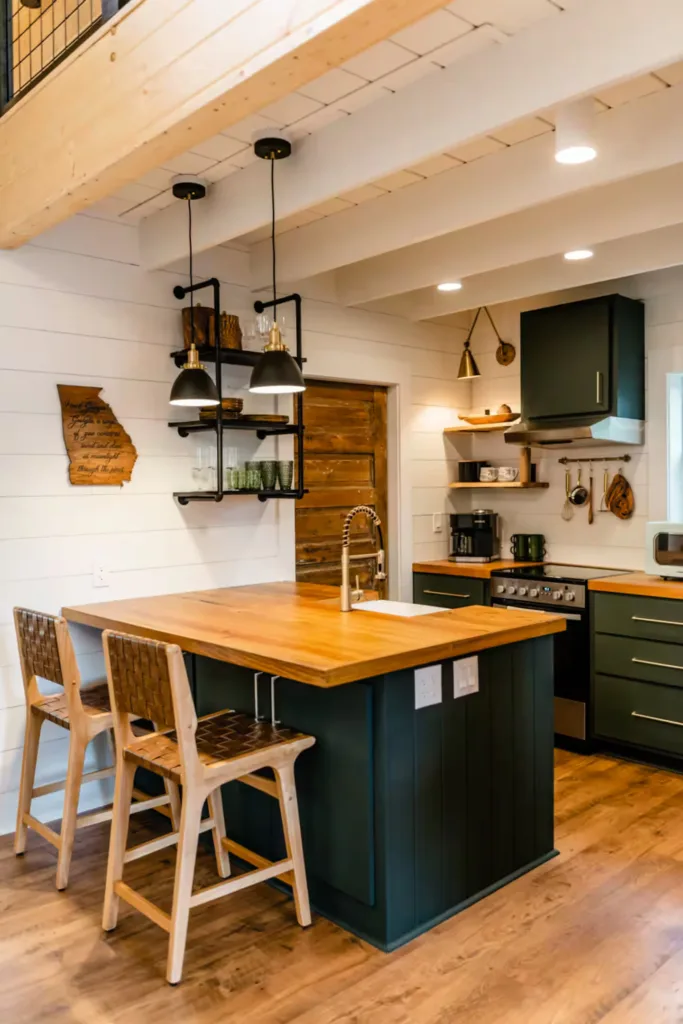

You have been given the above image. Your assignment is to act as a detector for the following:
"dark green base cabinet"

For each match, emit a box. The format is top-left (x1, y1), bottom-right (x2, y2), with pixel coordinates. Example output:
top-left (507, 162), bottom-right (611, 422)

top-left (593, 593), bottom-right (683, 763)
top-left (195, 636), bottom-right (556, 951)
top-left (413, 572), bottom-right (487, 609)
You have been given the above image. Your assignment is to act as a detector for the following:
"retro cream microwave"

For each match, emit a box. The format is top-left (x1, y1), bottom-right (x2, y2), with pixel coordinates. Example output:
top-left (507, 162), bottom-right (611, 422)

top-left (646, 523), bottom-right (683, 578)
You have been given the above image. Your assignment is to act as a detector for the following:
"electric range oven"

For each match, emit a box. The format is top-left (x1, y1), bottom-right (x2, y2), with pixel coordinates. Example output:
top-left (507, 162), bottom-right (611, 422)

top-left (490, 564), bottom-right (622, 750)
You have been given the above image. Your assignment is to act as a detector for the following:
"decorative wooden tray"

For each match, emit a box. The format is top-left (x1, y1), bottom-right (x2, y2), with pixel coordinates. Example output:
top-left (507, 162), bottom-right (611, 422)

top-left (459, 412), bottom-right (519, 426)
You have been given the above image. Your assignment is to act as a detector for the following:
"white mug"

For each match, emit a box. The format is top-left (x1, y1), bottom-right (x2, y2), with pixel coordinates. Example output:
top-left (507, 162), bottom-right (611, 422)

top-left (498, 466), bottom-right (518, 481)
top-left (479, 466), bottom-right (499, 481)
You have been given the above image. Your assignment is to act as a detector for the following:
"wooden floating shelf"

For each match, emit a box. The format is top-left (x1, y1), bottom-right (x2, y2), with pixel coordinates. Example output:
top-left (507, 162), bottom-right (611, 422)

top-left (444, 421), bottom-right (520, 434)
top-left (449, 482), bottom-right (549, 490)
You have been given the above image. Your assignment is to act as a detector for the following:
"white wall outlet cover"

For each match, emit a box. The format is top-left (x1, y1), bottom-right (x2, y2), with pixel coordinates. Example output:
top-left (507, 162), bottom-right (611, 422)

top-left (92, 564), bottom-right (110, 588)
top-left (415, 664), bottom-right (443, 710)
top-left (432, 513), bottom-right (443, 533)
top-left (453, 656), bottom-right (479, 698)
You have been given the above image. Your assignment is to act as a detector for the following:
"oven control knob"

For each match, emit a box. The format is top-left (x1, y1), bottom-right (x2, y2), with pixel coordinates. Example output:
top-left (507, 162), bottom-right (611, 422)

top-left (565, 591), bottom-right (575, 602)
top-left (529, 588), bottom-right (539, 598)
top-left (518, 587), bottom-right (528, 596)
top-left (495, 584), bottom-right (506, 594)
top-left (552, 591), bottom-right (563, 601)
top-left (506, 585), bottom-right (517, 595)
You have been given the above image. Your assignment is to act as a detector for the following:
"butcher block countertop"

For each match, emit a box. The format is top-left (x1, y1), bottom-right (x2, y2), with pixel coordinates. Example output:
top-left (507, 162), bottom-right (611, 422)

top-left (412, 559), bottom-right (543, 579)
top-left (63, 582), bottom-right (565, 688)
top-left (588, 572), bottom-right (683, 600)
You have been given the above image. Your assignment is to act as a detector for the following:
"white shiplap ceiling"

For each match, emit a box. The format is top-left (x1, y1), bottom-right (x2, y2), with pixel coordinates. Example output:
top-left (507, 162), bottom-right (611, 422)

top-left (90, 0), bottom-right (564, 228)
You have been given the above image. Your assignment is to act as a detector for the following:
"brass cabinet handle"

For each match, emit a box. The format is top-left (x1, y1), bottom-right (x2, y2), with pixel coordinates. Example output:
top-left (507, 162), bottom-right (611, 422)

top-left (632, 657), bottom-right (683, 672)
top-left (423, 588), bottom-right (471, 599)
top-left (632, 711), bottom-right (683, 728)
top-left (632, 615), bottom-right (683, 627)
top-left (596, 371), bottom-right (603, 405)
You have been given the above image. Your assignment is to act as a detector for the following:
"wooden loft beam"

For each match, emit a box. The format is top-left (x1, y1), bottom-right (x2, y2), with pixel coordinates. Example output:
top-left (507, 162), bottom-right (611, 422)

top-left (0, 0), bottom-right (448, 249)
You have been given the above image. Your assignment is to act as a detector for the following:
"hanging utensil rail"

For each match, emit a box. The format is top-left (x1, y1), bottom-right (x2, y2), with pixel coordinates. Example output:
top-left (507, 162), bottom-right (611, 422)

top-left (557, 455), bottom-right (631, 465)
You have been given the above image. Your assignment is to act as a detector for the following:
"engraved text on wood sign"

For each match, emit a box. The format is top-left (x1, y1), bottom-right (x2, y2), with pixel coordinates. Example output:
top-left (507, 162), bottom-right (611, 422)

top-left (57, 385), bottom-right (137, 485)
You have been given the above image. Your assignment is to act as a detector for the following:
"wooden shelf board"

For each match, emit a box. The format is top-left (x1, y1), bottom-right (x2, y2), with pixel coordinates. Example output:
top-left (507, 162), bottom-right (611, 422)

top-left (444, 421), bottom-right (520, 434)
top-left (449, 482), bottom-right (549, 489)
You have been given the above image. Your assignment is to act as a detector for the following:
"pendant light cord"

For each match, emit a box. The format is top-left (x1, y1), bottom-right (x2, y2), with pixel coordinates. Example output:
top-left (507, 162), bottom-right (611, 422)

top-left (187, 197), bottom-right (195, 349)
top-left (270, 155), bottom-right (277, 310)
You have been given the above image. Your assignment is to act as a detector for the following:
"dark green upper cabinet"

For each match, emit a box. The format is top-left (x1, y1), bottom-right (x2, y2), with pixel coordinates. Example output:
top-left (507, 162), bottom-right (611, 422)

top-left (520, 295), bottom-right (644, 422)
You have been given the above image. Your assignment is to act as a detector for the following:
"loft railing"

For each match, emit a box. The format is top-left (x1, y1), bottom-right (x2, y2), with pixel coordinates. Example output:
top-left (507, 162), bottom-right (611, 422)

top-left (0, 0), bottom-right (129, 112)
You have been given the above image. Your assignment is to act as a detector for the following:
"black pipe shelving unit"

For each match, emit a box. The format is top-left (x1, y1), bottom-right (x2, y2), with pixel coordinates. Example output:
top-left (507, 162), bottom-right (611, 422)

top-left (169, 282), bottom-right (307, 505)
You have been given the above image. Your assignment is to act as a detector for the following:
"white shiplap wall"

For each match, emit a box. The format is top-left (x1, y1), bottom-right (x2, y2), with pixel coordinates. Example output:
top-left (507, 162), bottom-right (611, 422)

top-left (0, 213), bottom-right (465, 835)
top-left (455, 268), bottom-right (683, 570)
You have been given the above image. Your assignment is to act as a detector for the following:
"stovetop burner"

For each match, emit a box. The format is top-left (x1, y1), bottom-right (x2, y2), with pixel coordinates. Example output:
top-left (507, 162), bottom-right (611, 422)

top-left (493, 564), bottom-right (622, 583)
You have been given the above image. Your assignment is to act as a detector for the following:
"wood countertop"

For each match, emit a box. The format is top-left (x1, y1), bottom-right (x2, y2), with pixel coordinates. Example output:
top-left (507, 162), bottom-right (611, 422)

top-left (588, 572), bottom-right (683, 600)
top-left (412, 559), bottom-right (543, 579)
top-left (63, 582), bottom-right (565, 688)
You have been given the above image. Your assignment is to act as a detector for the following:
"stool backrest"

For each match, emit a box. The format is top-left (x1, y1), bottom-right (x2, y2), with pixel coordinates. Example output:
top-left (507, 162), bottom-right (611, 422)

top-left (103, 630), bottom-right (199, 778)
top-left (14, 608), bottom-right (83, 714)
top-left (15, 608), bottom-right (64, 688)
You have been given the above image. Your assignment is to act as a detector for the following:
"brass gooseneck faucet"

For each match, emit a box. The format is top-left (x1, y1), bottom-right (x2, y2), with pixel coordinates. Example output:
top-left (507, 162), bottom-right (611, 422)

top-left (340, 505), bottom-right (386, 611)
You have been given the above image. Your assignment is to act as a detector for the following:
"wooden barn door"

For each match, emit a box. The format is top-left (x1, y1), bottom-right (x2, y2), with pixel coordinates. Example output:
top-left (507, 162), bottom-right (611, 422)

top-left (295, 381), bottom-right (388, 591)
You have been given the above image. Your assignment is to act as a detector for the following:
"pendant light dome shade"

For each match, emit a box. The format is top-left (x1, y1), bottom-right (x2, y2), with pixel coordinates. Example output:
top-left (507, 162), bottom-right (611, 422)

top-left (170, 365), bottom-right (219, 406)
top-left (457, 340), bottom-right (481, 380)
top-left (249, 346), bottom-right (306, 394)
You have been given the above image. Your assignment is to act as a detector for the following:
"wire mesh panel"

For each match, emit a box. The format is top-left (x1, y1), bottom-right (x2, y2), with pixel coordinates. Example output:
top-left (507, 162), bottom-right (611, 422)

top-left (8, 0), bottom-right (102, 97)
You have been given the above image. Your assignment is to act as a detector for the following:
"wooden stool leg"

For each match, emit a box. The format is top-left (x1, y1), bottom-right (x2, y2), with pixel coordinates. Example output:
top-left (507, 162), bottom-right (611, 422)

top-left (55, 733), bottom-right (87, 891)
top-left (14, 712), bottom-right (43, 855)
top-left (275, 762), bottom-right (311, 928)
top-left (102, 758), bottom-right (135, 931)
top-left (167, 794), bottom-right (202, 985)
top-left (165, 780), bottom-right (182, 832)
top-left (207, 788), bottom-right (230, 879)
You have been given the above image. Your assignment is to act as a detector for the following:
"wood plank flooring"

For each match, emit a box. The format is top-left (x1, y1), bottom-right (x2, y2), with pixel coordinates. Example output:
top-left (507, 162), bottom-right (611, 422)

top-left (3, 750), bottom-right (683, 1022)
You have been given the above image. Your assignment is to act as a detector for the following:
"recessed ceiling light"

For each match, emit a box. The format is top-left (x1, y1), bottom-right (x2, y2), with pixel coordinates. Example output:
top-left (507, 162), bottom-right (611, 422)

top-left (437, 281), bottom-right (462, 292)
top-left (555, 98), bottom-right (597, 165)
top-left (564, 249), bottom-right (594, 261)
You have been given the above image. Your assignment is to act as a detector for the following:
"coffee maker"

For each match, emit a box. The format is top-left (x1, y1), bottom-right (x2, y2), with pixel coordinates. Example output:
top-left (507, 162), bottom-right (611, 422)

top-left (450, 510), bottom-right (500, 563)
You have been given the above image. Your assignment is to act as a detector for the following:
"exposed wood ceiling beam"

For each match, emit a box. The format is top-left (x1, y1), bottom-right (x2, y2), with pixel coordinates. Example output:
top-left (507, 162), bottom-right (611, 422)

top-left (265, 83), bottom-right (683, 293)
top-left (354, 163), bottom-right (683, 319)
top-left (142, 0), bottom-right (683, 270)
top-left (424, 222), bottom-right (683, 321)
top-left (0, 0), bottom-right (449, 249)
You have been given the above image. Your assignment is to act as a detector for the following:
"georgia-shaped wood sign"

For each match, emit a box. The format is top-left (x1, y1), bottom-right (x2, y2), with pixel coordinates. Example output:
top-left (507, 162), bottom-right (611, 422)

top-left (57, 385), bottom-right (137, 486)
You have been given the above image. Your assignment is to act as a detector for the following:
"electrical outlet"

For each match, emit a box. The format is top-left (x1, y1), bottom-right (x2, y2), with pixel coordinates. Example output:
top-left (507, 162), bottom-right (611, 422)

top-left (453, 656), bottom-right (479, 698)
top-left (92, 564), bottom-right (110, 588)
top-left (432, 513), bottom-right (443, 534)
top-left (415, 664), bottom-right (442, 710)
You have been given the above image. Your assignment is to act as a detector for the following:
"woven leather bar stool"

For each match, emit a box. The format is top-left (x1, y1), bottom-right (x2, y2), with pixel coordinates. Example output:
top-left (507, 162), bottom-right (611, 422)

top-left (101, 630), bottom-right (316, 985)
top-left (13, 608), bottom-right (180, 890)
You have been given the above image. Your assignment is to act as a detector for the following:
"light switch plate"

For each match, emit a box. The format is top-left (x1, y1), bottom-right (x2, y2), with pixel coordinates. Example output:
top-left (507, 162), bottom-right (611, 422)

top-left (453, 656), bottom-right (479, 698)
top-left (415, 664), bottom-right (442, 709)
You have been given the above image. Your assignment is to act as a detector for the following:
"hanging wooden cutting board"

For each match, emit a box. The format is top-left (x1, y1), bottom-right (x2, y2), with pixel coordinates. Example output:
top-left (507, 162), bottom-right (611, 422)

top-left (606, 471), bottom-right (634, 519)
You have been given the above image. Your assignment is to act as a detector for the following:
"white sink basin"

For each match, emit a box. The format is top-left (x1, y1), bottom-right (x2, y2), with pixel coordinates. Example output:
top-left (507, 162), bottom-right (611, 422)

top-left (355, 599), bottom-right (449, 617)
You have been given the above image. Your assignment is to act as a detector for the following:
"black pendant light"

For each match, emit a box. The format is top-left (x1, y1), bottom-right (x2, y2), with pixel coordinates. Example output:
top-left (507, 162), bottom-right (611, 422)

top-left (249, 137), bottom-right (306, 395)
top-left (169, 179), bottom-right (219, 408)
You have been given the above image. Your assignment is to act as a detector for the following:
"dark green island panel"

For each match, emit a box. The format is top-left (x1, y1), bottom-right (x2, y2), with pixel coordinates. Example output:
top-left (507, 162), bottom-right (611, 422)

top-left (195, 635), bottom-right (556, 951)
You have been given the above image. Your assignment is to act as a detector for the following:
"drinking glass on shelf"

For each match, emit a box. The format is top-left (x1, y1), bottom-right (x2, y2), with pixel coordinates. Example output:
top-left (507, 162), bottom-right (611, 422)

top-left (277, 460), bottom-right (294, 491)
top-left (260, 460), bottom-right (278, 491)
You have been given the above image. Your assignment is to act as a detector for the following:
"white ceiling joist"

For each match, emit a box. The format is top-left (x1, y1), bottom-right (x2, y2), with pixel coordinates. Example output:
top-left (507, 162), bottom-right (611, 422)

top-left (424, 222), bottom-right (683, 320)
top-left (141, 0), bottom-right (683, 270)
top-left (0, 0), bottom-right (448, 248)
top-left (355, 163), bottom-right (683, 319)
top-left (264, 83), bottom-right (683, 293)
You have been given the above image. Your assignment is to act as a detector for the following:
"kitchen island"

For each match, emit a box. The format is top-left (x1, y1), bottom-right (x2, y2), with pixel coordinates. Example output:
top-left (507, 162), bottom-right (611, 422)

top-left (64, 582), bottom-right (565, 951)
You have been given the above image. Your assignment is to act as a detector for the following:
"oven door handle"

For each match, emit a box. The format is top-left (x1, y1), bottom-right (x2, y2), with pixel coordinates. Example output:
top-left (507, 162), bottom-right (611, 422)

top-left (492, 602), bottom-right (582, 621)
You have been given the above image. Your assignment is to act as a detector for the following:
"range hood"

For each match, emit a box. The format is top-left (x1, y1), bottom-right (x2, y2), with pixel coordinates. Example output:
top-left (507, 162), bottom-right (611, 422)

top-left (505, 414), bottom-right (644, 449)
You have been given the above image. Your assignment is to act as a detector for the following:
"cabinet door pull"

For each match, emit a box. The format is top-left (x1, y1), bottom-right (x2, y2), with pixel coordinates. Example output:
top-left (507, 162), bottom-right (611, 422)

top-left (632, 711), bottom-right (683, 729)
top-left (632, 657), bottom-right (683, 672)
top-left (596, 371), bottom-right (603, 405)
top-left (423, 588), bottom-right (470, 599)
top-left (632, 615), bottom-right (683, 627)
